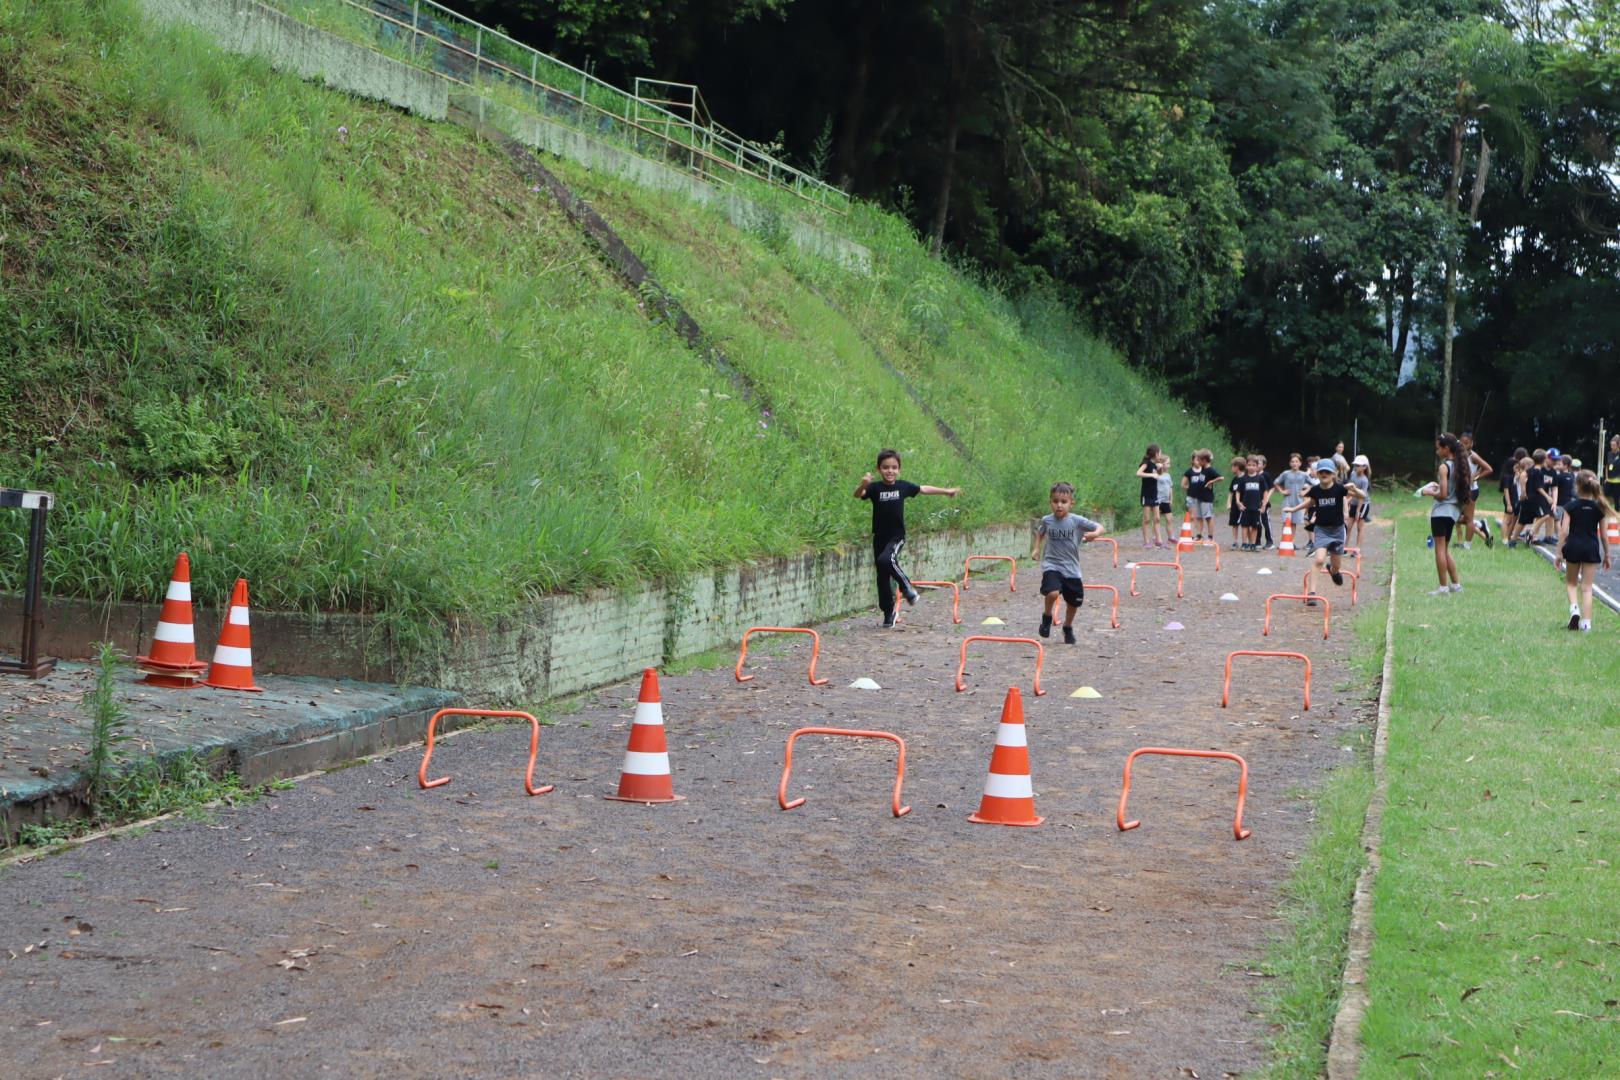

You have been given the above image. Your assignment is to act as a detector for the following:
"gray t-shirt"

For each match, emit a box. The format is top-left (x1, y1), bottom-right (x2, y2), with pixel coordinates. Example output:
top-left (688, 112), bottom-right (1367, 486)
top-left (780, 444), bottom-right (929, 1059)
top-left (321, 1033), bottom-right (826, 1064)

top-left (1038, 512), bottom-right (1101, 578)
top-left (1276, 469), bottom-right (1311, 503)
top-left (1155, 472), bottom-right (1173, 504)
top-left (1431, 460), bottom-right (1460, 520)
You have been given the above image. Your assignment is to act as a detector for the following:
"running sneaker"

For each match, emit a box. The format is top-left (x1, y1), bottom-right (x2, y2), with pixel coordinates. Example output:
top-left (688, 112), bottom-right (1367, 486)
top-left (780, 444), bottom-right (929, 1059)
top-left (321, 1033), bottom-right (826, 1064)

top-left (1039, 613), bottom-right (1052, 638)
top-left (1427, 586), bottom-right (1452, 596)
top-left (1331, 570), bottom-right (1344, 586)
top-left (1062, 625), bottom-right (1076, 644)
top-left (903, 584), bottom-right (920, 605)
top-left (1568, 608), bottom-right (1581, 631)
top-left (1450, 583), bottom-right (1463, 592)
top-left (1580, 620), bottom-right (1592, 632)
top-left (883, 610), bottom-right (898, 628)
top-left (1481, 522), bottom-right (1494, 548)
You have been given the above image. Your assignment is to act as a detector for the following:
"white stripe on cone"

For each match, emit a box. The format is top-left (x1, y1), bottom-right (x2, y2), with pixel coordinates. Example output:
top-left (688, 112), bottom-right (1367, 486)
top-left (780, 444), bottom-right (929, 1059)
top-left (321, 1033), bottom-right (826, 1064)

top-left (211, 644), bottom-right (253, 668)
top-left (994, 725), bottom-right (1028, 747)
top-left (983, 772), bottom-right (1034, 799)
top-left (166, 580), bottom-right (192, 602)
top-left (153, 621), bottom-right (195, 643)
top-left (620, 750), bottom-right (671, 776)
top-left (228, 606), bottom-right (250, 626)
top-left (632, 701), bottom-right (664, 726)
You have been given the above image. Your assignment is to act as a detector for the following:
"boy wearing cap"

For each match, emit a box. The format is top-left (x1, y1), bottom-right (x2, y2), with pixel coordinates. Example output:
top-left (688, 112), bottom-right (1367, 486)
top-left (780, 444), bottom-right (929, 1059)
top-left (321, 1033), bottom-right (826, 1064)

top-left (1283, 459), bottom-right (1365, 586)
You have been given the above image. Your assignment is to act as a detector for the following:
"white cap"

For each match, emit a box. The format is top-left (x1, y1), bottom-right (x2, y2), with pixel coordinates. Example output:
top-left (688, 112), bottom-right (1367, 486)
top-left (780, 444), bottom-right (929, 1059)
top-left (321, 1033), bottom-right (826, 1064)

top-left (1352, 454), bottom-right (1369, 466)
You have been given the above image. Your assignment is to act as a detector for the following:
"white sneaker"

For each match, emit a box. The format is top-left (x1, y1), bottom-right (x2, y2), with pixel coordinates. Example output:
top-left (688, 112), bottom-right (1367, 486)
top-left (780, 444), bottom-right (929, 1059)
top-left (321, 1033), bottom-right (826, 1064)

top-left (1571, 603), bottom-right (1582, 617)
top-left (1428, 586), bottom-right (1452, 596)
top-left (1450, 583), bottom-right (1463, 593)
top-left (1462, 541), bottom-right (1472, 550)
top-left (1580, 620), bottom-right (1593, 632)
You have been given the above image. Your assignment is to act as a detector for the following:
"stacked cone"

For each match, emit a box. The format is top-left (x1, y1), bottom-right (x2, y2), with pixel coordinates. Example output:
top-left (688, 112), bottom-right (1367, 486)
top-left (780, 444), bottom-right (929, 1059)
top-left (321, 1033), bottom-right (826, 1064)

top-left (136, 552), bottom-right (209, 688)
top-left (1278, 518), bottom-right (1296, 557)
top-left (204, 578), bottom-right (263, 692)
top-left (967, 687), bottom-right (1043, 827)
top-left (1176, 513), bottom-right (1195, 552)
top-left (605, 668), bottom-right (684, 803)
top-left (1607, 518), bottom-right (1619, 546)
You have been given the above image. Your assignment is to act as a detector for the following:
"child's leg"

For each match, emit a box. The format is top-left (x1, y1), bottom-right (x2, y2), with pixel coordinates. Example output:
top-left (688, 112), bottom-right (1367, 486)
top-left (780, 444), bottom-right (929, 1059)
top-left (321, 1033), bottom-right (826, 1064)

top-left (874, 560), bottom-right (894, 615)
top-left (1261, 511), bottom-right (1273, 546)
top-left (875, 538), bottom-right (914, 609)
top-left (1580, 564), bottom-right (1596, 623)
top-left (1043, 591), bottom-right (1059, 616)
top-left (1062, 600), bottom-right (1079, 627)
top-left (1434, 535), bottom-right (1449, 586)
top-left (1566, 562), bottom-right (1581, 610)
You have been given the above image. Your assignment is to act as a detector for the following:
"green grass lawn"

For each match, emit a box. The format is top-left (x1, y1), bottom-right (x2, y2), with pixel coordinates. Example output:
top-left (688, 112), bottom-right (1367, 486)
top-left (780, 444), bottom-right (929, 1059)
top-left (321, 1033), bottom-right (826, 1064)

top-left (1360, 509), bottom-right (1619, 1076)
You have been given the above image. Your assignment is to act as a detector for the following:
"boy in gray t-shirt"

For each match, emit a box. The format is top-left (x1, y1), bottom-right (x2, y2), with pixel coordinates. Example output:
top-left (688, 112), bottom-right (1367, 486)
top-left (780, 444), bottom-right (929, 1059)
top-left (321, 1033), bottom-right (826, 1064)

top-left (1030, 481), bottom-right (1105, 644)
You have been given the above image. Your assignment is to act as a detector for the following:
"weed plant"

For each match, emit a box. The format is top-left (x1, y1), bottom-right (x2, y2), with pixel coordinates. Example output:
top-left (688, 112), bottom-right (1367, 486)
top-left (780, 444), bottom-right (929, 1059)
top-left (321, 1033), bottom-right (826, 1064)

top-left (2, 0), bottom-right (1226, 657)
top-left (82, 642), bottom-right (131, 809)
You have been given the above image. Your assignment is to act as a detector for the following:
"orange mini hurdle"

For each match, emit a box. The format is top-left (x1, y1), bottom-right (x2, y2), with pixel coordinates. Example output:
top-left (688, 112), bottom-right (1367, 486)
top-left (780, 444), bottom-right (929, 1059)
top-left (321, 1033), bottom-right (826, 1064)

top-left (1128, 560), bottom-right (1184, 598)
top-left (1341, 547), bottom-right (1363, 575)
top-left (1264, 593), bottom-right (1331, 639)
top-left (736, 627), bottom-right (829, 686)
top-left (778, 727), bottom-right (910, 818)
top-left (1116, 747), bottom-right (1251, 841)
top-left (1177, 540), bottom-right (1221, 571)
top-left (956, 635), bottom-right (1046, 696)
top-left (963, 555), bottom-right (1017, 592)
top-left (418, 708), bottom-right (553, 797)
top-left (1087, 536), bottom-right (1120, 568)
top-left (1303, 568), bottom-right (1359, 605)
top-left (910, 580), bottom-right (962, 624)
top-left (1083, 583), bottom-right (1120, 629)
top-left (1222, 650), bottom-right (1311, 710)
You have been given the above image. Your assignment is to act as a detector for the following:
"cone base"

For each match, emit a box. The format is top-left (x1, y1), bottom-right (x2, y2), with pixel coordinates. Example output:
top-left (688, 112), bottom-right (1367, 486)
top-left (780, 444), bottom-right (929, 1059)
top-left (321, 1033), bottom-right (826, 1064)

top-left (136, 657), bottom-right (208, 674)
top-left (968, 812), bottom-right (1045, 827)
top-left (140, 671), bottom-right (205, 689)
top-left (604, 793), bottom-right (687, 804)
top-left (204, 679), bottom-right (264, 692)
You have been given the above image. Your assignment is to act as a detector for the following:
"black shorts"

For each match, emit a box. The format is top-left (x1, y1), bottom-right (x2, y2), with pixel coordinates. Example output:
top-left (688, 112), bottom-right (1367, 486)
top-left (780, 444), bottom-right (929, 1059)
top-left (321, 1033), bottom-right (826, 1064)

top-left (1157, 501), bottom-right (1172, 514)
top-left (1040, 570), bottom-right (1084, 606)
top-left (1239, 508), bottom-right (1261, 528)
top-left (1141, 494), bottom-right (1159, 507)
top-left (1518, 501), bottom-right (1537, 526)
top-left (1228, 503), bottom-right (1241, 526)
top-left (1430, 515), bottom-right (1456, 541)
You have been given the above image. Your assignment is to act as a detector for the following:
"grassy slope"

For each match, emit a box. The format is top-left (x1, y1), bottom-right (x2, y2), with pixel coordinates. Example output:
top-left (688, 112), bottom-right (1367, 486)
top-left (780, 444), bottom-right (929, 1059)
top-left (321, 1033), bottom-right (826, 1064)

top-left (1360, 510), bottom-right (1618, 1076)
top-left (1, 0), bottom-right (1228, 650)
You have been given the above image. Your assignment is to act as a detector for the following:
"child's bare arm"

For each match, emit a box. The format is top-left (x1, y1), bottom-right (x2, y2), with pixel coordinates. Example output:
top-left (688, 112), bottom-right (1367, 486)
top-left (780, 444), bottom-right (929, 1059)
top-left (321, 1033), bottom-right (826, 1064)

top-left (1082, 525), bottom-right (1105, 541)
top-left (1030, 530), bottom-right (1045, 562)
top-left (854, 473), bottom-right (872, 499)
top-left (918, 485), bottom-right (961, 497)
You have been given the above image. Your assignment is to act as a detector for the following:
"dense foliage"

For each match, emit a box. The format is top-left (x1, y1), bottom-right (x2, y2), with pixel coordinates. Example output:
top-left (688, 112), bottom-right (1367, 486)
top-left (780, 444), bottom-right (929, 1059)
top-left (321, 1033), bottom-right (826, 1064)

top-left (469, 0), bottom-right (1620, 451)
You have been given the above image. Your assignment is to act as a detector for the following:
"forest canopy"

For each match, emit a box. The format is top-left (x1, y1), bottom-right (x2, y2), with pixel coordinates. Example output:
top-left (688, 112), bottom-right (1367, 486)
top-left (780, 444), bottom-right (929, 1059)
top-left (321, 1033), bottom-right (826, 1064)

top-left (462, 0), bottom-right (1620, 450)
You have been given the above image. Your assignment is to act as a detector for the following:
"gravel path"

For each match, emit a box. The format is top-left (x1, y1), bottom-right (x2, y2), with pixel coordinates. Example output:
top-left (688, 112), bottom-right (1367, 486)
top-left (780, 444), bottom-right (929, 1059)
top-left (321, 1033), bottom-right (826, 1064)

top-left (0, 535), bottom-right (1384, 1079)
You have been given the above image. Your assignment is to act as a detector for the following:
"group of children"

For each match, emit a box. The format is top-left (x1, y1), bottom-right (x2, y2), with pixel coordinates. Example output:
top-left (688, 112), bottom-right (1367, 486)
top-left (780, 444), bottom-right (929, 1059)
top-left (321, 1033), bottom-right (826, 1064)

top-left (1137, 444), bottom-right (1372, 555)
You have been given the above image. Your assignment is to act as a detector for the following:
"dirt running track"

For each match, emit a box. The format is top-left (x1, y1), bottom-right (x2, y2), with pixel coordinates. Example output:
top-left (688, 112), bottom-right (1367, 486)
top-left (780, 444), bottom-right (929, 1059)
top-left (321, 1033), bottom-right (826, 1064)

top-left (1, 535), bottom-right (1383, 1079)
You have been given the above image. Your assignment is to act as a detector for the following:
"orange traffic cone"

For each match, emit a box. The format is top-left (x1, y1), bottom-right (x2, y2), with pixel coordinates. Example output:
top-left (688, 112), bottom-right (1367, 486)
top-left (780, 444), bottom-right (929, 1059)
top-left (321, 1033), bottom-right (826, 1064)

top-left (1607, 517), bottom-right (1619, 547)
top-left (1176, 513), bottom-right (1195, 552)
top-left (1278, 518), bottom-right (1297, 557)
top-left (136, 552), bottom-right (209, 689)
top-left (967, 687), bottom-right (1043, 827)
top-left (605, 668), bottom-right (685, 803)
top-left (204, 578), bottom-right (264, 692)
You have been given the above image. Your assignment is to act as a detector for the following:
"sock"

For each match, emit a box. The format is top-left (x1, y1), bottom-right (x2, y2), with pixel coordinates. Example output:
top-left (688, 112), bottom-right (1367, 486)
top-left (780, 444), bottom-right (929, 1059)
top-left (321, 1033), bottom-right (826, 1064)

top-left (1580, 619), bottom-right (1592, 631)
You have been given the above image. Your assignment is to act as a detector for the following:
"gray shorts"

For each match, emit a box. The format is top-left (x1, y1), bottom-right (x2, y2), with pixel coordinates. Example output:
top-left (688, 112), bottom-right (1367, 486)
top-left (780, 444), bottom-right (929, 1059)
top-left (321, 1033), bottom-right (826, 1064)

top-left (1314, 525), bottom-right (1347, 555)
top-left (1196, 499), bottom-right (1215, 520)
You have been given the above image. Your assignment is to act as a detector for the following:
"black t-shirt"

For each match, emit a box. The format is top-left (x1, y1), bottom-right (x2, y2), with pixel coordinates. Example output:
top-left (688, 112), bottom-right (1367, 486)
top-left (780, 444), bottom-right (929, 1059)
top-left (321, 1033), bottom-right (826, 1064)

top-left (1606, 451), bottom-right (1620, 485)
top-left (1139, 463), bottom-right (1159, 502)
top-left (1556, 470), bottom-right (1576, 506)
top-left (1202, 466), bottom-right (1221, 498)
top-left (1566, 497), bottom-right (1604, 543)
top-left (863, 480), bottom-right (920, 545)
top-left (1305, 481), bottom-right (1349, 529)
top-left (1184, 467), bottom-right (1208, 502)
top-left (1527, 466), bottom-right (1547, 508)
top-left (1237, 475), bottom-right (1268, 510)
top-left (1497, 458), bottom-right (1517, 492)
top-left (1540, 467), bottom-right (1559, 505)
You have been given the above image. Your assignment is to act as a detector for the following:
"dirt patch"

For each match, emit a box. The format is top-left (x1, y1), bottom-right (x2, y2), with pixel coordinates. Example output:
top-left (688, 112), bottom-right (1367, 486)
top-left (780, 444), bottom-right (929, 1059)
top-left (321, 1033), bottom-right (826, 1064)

top-left (0, 536), bottom-right (1383, 1077)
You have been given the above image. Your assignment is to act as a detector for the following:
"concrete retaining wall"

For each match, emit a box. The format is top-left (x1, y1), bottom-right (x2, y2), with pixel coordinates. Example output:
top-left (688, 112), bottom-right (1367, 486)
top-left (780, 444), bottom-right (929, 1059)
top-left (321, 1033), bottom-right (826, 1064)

top-left (138, 0), bottom-right (870, 273)
top-left (5, 524), bottom-right (1027, 703)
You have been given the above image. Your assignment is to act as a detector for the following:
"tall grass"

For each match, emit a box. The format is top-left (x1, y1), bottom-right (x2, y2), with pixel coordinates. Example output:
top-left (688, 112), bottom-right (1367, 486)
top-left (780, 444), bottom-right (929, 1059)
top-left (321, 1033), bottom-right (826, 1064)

top-left (2, 0), bottom-right (1227, 653)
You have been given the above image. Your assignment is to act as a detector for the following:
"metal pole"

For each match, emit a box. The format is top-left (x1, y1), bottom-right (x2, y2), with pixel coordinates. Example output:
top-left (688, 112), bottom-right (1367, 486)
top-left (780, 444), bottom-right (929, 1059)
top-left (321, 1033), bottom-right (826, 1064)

top-left (1, 491), bottom-right (56, 679)
top-left (1352, 417), bottom-right (1358, 461)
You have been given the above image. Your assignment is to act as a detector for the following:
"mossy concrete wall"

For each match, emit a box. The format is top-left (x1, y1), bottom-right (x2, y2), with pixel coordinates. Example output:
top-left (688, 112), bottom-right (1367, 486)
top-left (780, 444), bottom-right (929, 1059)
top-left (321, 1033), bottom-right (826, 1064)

top-left (10, 525), bottom-right (1027, 704)
top-left (138, 0), bottom-right (870, 273)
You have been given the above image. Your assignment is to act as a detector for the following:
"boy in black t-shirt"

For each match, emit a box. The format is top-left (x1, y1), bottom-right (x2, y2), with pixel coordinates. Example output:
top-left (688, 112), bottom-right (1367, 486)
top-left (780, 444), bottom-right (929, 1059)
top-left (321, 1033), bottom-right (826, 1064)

top-left (855, 449), bottom-right (962, 628)
top-left (1283, 460), bottom-right (1365, 585)
top-left (1236, 459), bottom-right (1270, 551)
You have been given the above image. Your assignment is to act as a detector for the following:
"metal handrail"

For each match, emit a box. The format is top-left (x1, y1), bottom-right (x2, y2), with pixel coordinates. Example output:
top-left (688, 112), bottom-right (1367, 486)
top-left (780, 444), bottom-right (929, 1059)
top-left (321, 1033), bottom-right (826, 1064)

top-left (266, 0), bottom-right (849, 214)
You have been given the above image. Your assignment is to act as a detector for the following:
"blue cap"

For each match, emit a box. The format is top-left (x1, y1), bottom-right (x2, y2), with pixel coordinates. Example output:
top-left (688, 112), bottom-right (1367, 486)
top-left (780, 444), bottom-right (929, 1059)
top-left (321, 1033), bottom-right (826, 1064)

top-left (1548, 448), bottom-right (1561, 459)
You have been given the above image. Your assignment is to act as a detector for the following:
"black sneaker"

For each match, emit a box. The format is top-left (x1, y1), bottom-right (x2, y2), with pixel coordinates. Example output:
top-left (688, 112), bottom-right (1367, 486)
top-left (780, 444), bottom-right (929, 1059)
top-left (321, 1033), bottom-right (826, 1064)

top-left (882, 610), bottom-right (898, 629)
top-left (1569, 612), bottom-right (1581, 631)
top-left (1062, 624), bottom-right (1076, 644)
top-left (903, 585), bottom-right (920, 605)
top-left (1039, 613), bottom-right (1052, 638)
top-left (1330, 570), bottom-right (1343, 586)
top-left (1481, 522), bottom-right (1494, 548)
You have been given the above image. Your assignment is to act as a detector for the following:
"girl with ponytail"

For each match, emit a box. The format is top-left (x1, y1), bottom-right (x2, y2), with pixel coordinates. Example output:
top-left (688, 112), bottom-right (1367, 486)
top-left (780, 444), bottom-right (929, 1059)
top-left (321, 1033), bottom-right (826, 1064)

top-left (1428, 433), bottom-right (1470, 594)
top-left (1556, 469), bottom-right (1614, 631)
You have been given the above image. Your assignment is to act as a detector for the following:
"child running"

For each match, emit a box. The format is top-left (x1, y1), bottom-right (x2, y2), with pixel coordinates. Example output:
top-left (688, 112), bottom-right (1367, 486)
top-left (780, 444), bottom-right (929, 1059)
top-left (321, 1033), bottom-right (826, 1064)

top-left (1557, 469), bottom-right (1613, 632)
top-left (1283, 459), bottom-right (1364, 585)
top-left (1458, 431), bottom-right (1493, 548)
top-left (1349, 454), bottom-right (1372, 548)
top-left (1031, 482), bottom-right (1105, 644)
top-left (1135, 444), bottom-right (1166, 548)
top-left (855, 450), bottom-right (960, 628)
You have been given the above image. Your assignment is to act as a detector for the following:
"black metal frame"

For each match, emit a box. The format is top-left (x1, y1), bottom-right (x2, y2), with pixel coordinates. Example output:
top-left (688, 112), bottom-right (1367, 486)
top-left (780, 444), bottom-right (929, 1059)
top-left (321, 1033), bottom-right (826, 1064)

top-left (1, 488), bottom-right (56, 678)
